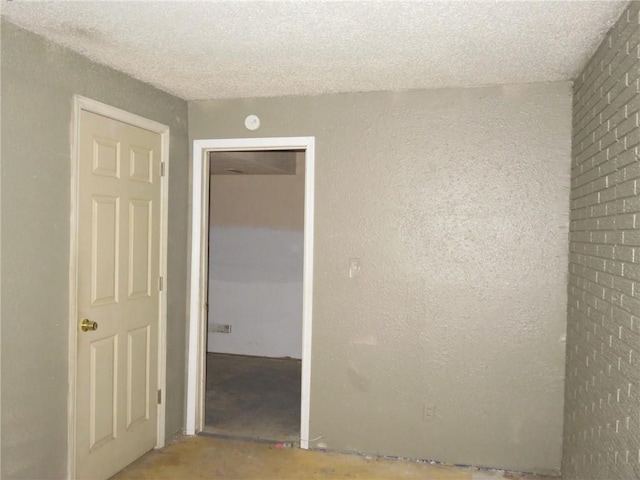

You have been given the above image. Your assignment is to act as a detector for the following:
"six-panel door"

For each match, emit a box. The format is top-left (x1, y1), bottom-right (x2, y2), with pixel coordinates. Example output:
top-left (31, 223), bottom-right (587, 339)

top-left (76, 110), bottom-right (161, 480)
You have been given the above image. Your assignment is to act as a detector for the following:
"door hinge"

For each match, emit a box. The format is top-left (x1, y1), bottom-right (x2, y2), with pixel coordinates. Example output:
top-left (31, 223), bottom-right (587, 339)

top-left (160, 162), bottom-right (166, 177)
top-left (157, 389), bottom-right (162, 405)
top-left (204, 302), bottom-right (208, 311)
top-left (159, 276), bottom-right (164, 292)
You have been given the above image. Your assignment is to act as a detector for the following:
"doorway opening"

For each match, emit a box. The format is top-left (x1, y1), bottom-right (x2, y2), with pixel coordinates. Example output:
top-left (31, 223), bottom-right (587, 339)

top-left (204, 150), bottom-right (305, 442)
top-left (186, 137), bottom-right (315, 449)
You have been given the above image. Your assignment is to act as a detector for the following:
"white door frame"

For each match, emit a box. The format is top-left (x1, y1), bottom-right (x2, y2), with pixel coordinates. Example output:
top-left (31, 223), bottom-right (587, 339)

top-left (186, 137), bottom-right (315, 448)
top-left (68, 95), bottom-right (170, 479)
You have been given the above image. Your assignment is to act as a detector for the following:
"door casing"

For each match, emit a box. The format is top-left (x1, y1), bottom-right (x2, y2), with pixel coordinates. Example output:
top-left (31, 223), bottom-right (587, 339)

top-left (186, 137), bottom-right (315, 448)
top-left (68, 95), bottom-right (170, 479)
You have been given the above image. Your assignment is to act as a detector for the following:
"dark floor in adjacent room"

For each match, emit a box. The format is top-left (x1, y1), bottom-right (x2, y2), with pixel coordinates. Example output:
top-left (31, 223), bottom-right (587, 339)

top-left (204, 352), bottom-right (301, 442)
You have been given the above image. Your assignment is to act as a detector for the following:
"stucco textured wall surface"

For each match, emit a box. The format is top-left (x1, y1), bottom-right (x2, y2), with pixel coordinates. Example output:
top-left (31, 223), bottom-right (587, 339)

top-left (563, 3), bottom-right (640, 479)
top-left (189, 81), bottom-right (572, 474)
top-left (1, 21), bottom-right (189, 479)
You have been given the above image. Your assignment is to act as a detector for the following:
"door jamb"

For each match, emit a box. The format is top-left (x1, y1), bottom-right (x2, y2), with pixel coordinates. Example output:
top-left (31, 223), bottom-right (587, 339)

top-left (186, 137), bottom-right (315, 448)
top-left (68, 95), bottom-right (170, 479)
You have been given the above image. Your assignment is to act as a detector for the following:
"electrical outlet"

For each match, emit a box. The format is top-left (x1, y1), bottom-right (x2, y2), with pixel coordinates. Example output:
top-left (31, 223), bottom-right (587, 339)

top-left (423, 403), bottom-right (436, 422)
top-left (211, 324), bottom-right (232, 334)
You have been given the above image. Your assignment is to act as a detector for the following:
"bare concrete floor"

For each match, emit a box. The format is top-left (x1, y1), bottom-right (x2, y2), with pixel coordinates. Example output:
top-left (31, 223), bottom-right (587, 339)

top-left (113, 355), bottom-right (557, 479)
top-left (111, 435), bottom-right (554, 480)
top-left (204, 353), bottom-right (301, 442)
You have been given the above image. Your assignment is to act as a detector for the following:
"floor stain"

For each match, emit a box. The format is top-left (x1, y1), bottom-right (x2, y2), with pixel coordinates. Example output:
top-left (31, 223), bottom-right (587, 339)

top-left (111, 436), bottom-right (554, 480)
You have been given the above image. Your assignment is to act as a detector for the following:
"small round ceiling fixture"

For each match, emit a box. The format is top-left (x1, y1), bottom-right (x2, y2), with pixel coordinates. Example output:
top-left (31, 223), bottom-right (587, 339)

top-left (244, 114), bottom-right (260, 131)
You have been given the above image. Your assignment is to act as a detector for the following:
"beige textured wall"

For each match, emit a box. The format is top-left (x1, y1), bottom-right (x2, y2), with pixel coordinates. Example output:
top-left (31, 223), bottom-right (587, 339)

top-left (563, 3), bottom-right (640, 479)
top-left (1, 21), bottom-right (189, 479)
top-left (189, 82), bottom-right (572, 474)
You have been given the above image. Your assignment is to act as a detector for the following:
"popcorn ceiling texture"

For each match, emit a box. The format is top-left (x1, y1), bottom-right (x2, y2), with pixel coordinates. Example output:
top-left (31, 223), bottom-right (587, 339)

top-left (0, 0), bottom-right (629, 100)
top-left (563, 2), bottom-right (640, 479)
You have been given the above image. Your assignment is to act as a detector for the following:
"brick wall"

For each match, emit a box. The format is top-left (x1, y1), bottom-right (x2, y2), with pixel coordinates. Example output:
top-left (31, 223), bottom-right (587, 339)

top-left (563, 3), bottom-right (640, 479)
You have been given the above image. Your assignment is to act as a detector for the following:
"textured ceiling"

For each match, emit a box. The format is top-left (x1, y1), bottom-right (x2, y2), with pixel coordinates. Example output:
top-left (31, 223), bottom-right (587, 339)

top-left (1, 1), bottom-right (630, 101)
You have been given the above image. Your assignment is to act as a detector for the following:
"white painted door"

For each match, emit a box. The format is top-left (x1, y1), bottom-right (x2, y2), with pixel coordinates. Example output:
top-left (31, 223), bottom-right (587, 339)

top-left (76, 110), bottom-right (161, 479)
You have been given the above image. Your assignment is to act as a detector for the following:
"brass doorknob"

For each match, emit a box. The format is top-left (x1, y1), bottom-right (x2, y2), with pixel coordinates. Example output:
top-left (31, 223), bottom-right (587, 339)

top-left (80, 319), bottom-right (98, 332)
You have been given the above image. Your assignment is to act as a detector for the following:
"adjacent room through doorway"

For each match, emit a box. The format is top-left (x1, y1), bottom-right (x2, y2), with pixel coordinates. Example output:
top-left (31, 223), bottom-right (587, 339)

top-left (204, 149), bottom-right (305, 443)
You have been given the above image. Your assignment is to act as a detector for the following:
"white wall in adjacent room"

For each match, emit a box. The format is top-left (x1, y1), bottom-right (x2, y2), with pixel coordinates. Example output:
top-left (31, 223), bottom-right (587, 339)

top-left (207, 155), bottom-right (304, 358)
